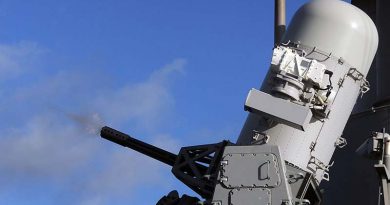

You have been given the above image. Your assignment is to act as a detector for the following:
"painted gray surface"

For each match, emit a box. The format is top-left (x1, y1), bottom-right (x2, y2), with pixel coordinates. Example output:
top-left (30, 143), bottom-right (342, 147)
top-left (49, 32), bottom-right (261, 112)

top-left (221, 152), bottom-right (281, 188)
top-left (284, 0), bottom-right (378, 74)
top-left (237, 0), bottom-right (378, 184)
top-left (211, 145), bottom-right (293, 205)
top-left (230, 188), bottom-right (271, 205)
top-left (245, 89), bottom-right (312, 131)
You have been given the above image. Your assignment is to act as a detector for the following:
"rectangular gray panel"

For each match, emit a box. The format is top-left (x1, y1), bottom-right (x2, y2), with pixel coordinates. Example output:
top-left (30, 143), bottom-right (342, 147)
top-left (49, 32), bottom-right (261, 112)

top-left (244, 89), bottom-right (312, 131)
top-left (220, 153), bottom-right (281, 188)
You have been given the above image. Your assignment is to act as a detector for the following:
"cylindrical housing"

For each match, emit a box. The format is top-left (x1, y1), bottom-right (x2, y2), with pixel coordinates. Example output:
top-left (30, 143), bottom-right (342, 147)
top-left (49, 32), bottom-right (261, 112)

top-left (284, 0), bottom-right (378, 74)
top-left (238, 0), bottom-right (378, 183)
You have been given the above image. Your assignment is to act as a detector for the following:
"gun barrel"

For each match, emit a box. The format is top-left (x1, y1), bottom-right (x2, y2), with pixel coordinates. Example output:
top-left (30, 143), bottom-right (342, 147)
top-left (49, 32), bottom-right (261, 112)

top-left (100, 126), bottom-right (177, 166)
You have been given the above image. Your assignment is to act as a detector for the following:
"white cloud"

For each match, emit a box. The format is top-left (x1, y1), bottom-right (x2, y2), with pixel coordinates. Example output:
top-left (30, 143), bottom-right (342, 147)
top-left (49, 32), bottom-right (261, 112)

top-left (94, 58), bottom-right (187, 127)
top-left (0, 112), bottom-right (180, 204)
top-left (0, 55), bottom-right (187, 204)
top-left (8, 58), bottom-right (187, 130)
top-left (0, 113), bottom-right (98, 179)
top-left (0, 41), bottom-right (46, 81)
top-left (81, 151), bottom-right (168, 202)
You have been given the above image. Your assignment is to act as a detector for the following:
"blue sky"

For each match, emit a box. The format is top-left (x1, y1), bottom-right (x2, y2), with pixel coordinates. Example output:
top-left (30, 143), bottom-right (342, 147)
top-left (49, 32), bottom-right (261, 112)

top-left (0, 0), bottom-right (339, 204)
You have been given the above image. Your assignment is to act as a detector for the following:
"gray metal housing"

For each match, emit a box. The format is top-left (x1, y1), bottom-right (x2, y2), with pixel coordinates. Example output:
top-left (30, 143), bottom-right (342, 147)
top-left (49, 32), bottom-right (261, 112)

top-left (211, 145), bottom-right (294, 205)
top-left (237, 0), bottom-right (378, 184)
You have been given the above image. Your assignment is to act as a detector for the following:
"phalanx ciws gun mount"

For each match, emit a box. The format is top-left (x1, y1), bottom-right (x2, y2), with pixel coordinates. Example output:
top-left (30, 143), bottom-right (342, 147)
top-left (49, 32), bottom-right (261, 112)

top-left (100, 0), bottom-right (379, 204)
